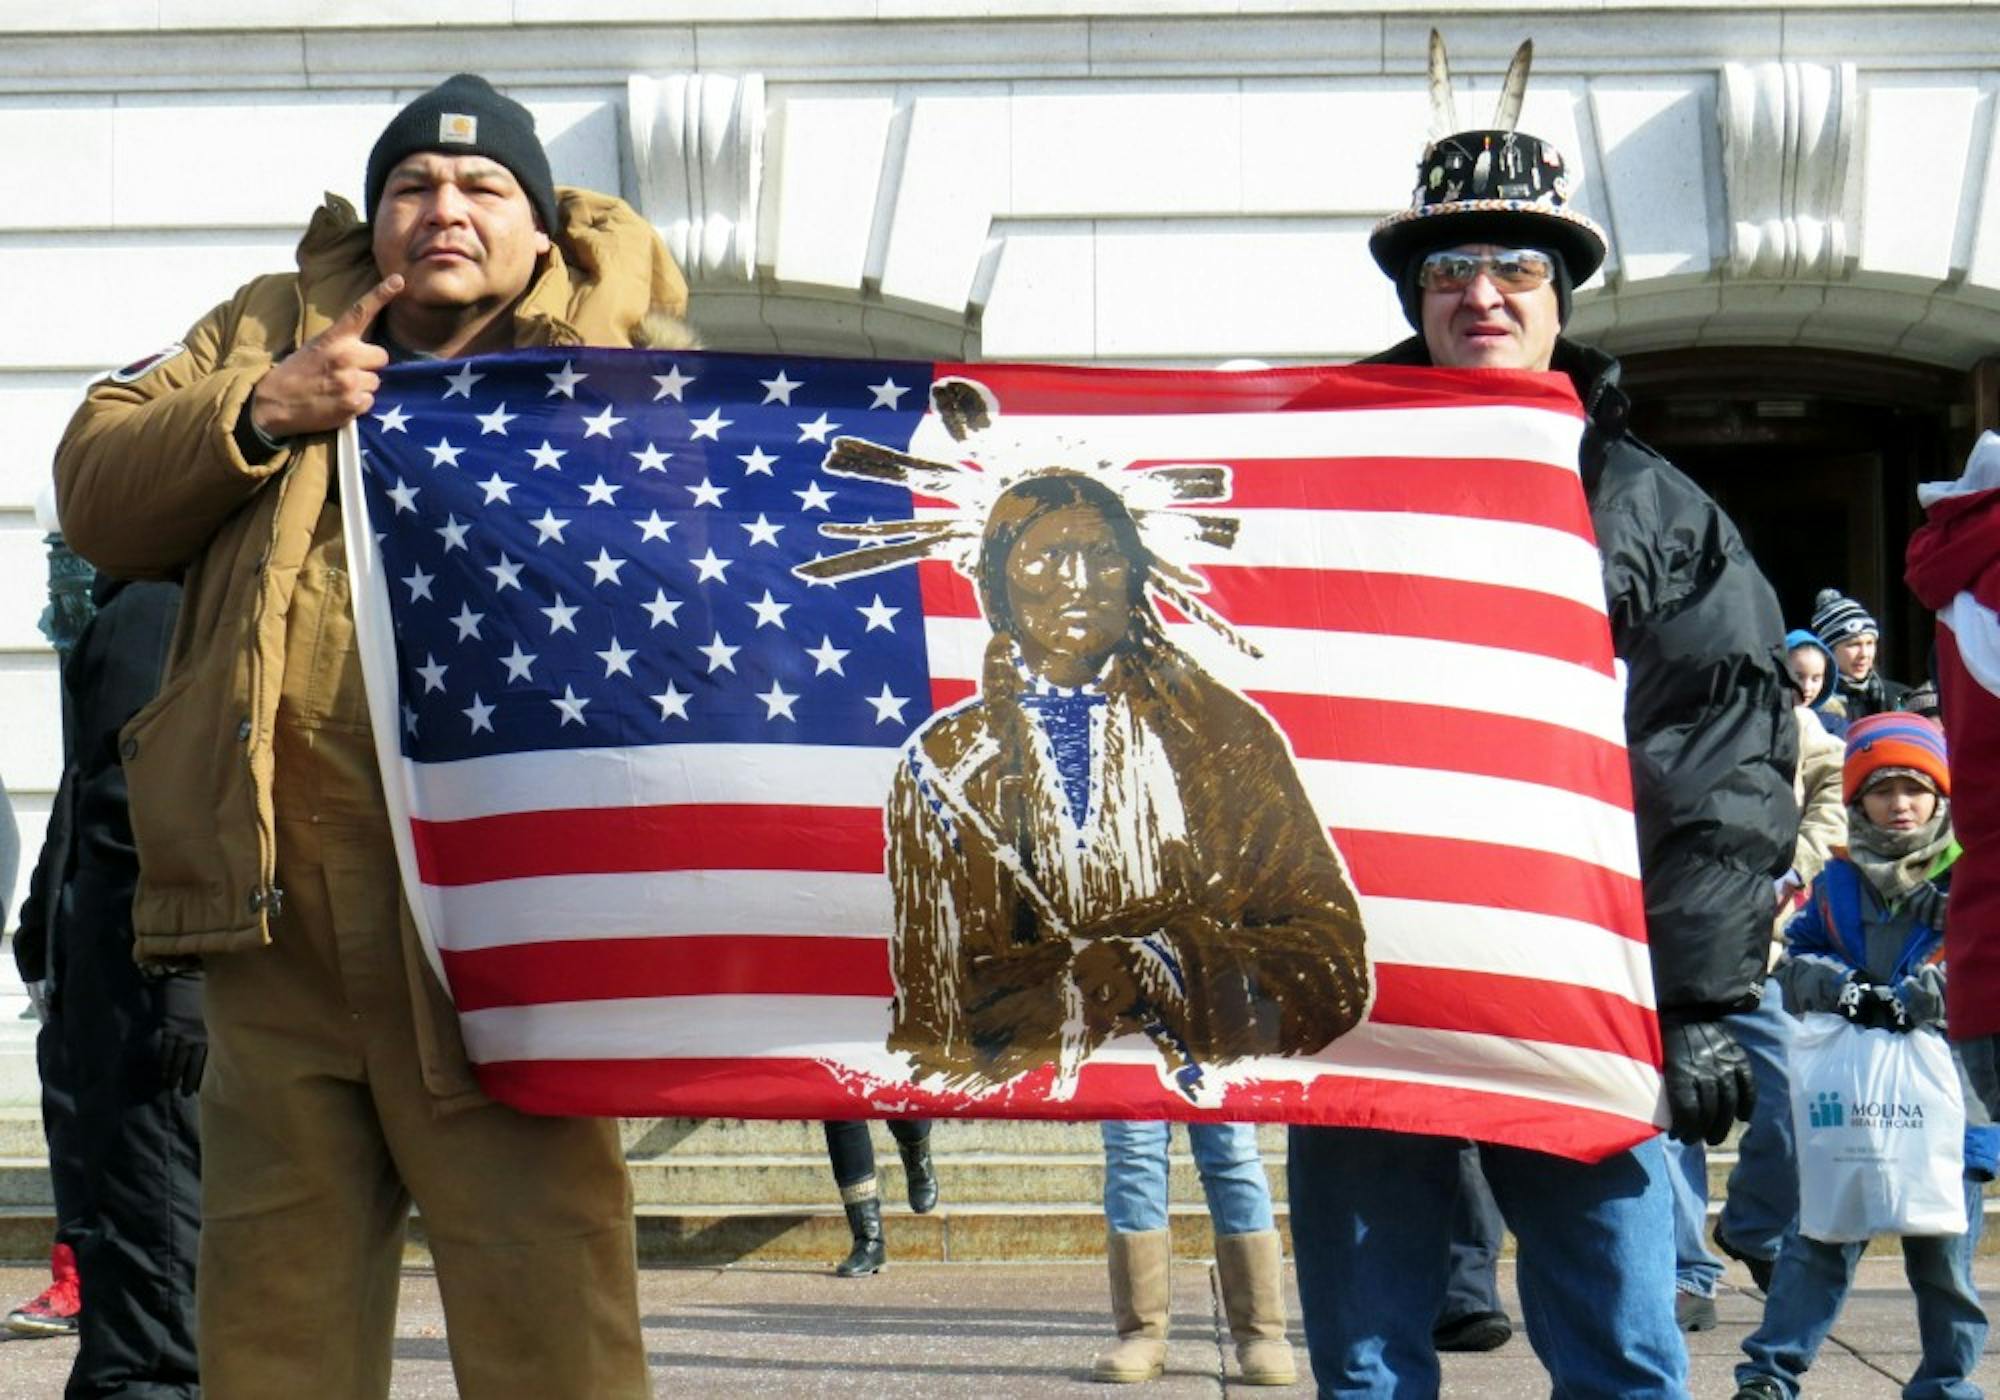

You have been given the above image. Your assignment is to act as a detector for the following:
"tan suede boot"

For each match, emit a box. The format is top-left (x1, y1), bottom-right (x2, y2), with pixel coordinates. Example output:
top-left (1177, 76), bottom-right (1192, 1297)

top-left (1091, 1228), bottom-right (1172, 1382)
top-left (1214, 1229), bottom-right (1297, 1386)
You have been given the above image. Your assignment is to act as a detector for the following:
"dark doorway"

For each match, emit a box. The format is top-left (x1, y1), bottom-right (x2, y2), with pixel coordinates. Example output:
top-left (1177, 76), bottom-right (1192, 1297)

top-left (1619, 348), bottom-right (1973, 687)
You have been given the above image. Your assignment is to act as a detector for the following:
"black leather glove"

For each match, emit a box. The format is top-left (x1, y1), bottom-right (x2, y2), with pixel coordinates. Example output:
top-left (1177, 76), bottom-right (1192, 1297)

top-left (156, 974), bottom-right (208, 1097)
top-left (1662, 1018), bottom-right (1755, 1146)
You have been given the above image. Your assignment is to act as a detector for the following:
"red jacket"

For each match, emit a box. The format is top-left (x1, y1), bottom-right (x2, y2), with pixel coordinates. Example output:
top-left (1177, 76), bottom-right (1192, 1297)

top-left (1905, 430), bottom-right (2000, 1037)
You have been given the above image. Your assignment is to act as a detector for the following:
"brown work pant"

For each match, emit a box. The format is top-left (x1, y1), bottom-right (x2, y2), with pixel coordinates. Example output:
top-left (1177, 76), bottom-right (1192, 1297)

top-left (196, 510), bottom-right (649, 1398)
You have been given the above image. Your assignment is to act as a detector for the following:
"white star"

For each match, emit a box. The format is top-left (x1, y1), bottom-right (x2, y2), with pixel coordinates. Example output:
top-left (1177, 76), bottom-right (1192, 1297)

top-left (546, 361), bottom-right (586, 398)
top-left (631, 442), bottom-right (671, 472)
top-left (530, 509), bottom-right (570, 545)
top-left (698, 633), bottom-right (740, 674)
top-left (551, 684), bottom-right (590, 726)
top-left (689, 408), bottom-right (731, 441)
top-left (797, 413), bottom-right (839, 444)
top-left (374, 404), bottom-right (411, 433)
top-left (866, 683), bottom-right (910, 725)
top-left (401, 564), bottom-right (435, 602)
top-left (442, 364), bottom-right (484, 399)
top-left (581, 475), bottom-right (621, 505)
top-left (747, 590), bottom-right (791, 629)
top-left (691, 549), bottom-right (732, 584)
top-left (652, 365), bottom-right (694, 401)
top-left (586, 548), bottom-right (627, 586)
top-left (486, 555), bottom-right (523, 592)
top-left (806, 636), bottom-right (849, 676)
top-left (526, 441), bottom-right (566, 472)
top-left (596, 638), bottom-right (636, 677)
top-left (858, 594), bottom-right (900, 632)
top-left (386, 479), bottom-right (419, 514)
top-left (426, 437), bottom-right (463, 468)
top-left (650, 681), bottom-right (691, 721)
top-left (540, 597), bottom-right (580, 634)
top-left (760, 369), bottom-right (803, 404)
top-left (415, 653), bottom-right (448, 693)
top-left (582, 405), bottom-right (626, 439)
top-left (500, 643), bottom-right (537, 682)
top-left (688, 477), bottom-right (727, 508)
top-left (402, 703), bottom-right (419, 737)
top-left (435, 514), bottom-right (470, 552)
top-left (868, 377), bottom-right (909, 409)
top-left (634, 510), bottom-right (674, 543)
top-left (757, 681), bottom-right (800, 721)
top-left (449, 603), bottom-right (484, 641)
top-left (462, 693), bottom-right (495, 734)
top-left (642, 589), bottom-right (683, 629)
top-left (737, 445), bottom-right (779, 476)
top-left (742, 513), bottom-right (783, 547)
top-left (795, 481), bottom-right (835, 512)
top-left (477, 473), bottom-right (514, 505)
top-left (476, 402), bottom-right (516, 435)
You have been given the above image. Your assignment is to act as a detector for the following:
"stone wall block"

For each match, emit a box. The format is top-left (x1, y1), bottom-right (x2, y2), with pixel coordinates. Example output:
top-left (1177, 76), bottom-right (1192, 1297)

top-left (878, 92), bottom-right (1010, 315)
top-left (759, 94), bottom-right (894, 292)
top-left (1857, 79), bottom-right (1979, 283)
top-left (1589, 77), bottom-right (1715, 285)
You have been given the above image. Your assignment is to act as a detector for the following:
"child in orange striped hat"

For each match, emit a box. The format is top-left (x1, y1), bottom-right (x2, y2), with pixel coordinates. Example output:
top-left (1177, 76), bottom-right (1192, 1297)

top-left (1735, 711), bottom-right (1995, 1400)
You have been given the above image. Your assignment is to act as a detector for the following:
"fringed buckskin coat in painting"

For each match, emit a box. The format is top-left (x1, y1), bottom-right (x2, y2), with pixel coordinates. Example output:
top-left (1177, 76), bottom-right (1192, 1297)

top-left (885, 631), bottom-right (1370, 1091)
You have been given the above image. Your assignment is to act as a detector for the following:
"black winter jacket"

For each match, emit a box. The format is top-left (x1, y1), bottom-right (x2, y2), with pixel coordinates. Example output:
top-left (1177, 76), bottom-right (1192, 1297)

top-left (1371, 336), bottom-right (1799, 1020)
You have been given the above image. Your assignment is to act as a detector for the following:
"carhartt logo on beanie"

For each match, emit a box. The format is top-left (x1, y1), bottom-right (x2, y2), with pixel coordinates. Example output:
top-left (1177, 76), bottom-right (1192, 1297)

top-left (364, 74), bottom-right (558, 235)
top-left (1842, 711), bottom-right (1949, 805)
top-left (1812, 587), bottom-right (1880, 649)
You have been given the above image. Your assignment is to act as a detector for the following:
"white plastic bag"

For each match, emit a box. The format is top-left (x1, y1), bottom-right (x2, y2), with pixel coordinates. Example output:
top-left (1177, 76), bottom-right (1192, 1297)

top-left (1789, 1011), bottom-right (1967, 1242)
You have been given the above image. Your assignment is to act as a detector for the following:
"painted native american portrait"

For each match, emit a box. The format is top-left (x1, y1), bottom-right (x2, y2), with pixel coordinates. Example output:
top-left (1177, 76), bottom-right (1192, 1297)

top-left (797, 378), bottom-right (1371, 1099)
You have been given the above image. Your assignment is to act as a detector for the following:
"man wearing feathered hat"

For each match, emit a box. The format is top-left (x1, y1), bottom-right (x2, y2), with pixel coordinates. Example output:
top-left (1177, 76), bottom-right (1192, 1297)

top-left (1285, 35), bottom-right (1800, 1396)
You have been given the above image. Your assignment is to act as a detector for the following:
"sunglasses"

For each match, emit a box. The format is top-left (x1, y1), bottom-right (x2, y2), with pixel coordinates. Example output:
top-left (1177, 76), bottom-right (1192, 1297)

top-left (1417, 249), bottom-right (1555, 293)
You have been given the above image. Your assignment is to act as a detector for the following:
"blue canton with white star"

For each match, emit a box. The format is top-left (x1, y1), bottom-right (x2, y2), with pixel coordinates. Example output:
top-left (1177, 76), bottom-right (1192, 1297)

top-left (356, 348), bottom-right (936, 763)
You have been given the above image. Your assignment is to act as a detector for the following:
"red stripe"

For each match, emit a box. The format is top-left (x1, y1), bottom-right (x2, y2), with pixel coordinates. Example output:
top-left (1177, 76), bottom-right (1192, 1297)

top-left (1370, 965), bottom-right (1659, 1063)
top-left (1334, 829), bottom-right (1646, 939)
top-left (933, 361), bottom-right (1585, 420)
top-left (471, 1057), bottom-right (1652, 1164)
top-left (1153, 456), bottom-right (1592, 535)
top-left (409, 804), bottom-right (886, 886)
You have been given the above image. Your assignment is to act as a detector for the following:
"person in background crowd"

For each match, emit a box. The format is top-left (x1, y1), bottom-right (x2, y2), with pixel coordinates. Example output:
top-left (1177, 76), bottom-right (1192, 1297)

top-left (1286, 33), bottom-right (1797, 1398)
top-left (1733, 711), bottom-right (1992, 1400)
top-left (1785, 628), bottom-right (1848, 736)
top-left (821, 1120), bottom-right (937, 1277)
top-left (1091, 1121), bottom-right (1294, 1386)
top-left (1811, 588), bottom-right (1910, 719)
top-left (1431, 1150), bottom-right (1513, 1354)
top-left (53, 73), bottom-right (690, 1398)
top-left (25, 574), bottom-right (201, 1398)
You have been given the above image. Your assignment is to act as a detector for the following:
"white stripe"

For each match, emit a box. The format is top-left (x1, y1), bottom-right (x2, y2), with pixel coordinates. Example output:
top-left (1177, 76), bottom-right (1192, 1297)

top-left (1939, 591), bottom-right (2000, 701)
top-left (924, 618), bottom-right (1629, 744)
top-left (1361, 899), bottom-right (1655, 1009)
top-left (427, 870), bottom-right (894, 951)
top-left (456, 994), bottom-right (1661, 1126)
top-left (905, 402), bottom-right (1586, 474)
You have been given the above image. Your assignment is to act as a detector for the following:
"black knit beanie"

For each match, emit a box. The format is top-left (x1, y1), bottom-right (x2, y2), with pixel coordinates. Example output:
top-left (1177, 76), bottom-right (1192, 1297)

top-left (364, 74), bottom-right (558, 234)
top-left (1397, 242), bottom-right (1573, 332)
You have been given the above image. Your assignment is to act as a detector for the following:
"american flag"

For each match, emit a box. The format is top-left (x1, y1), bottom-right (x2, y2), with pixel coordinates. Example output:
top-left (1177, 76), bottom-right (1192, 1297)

top-left (344, 348), bottom-right (1661, 1162)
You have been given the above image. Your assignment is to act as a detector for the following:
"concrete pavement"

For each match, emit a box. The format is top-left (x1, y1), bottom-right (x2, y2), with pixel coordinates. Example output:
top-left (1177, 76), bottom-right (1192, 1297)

top-left (1, 1253), bottom-right (1993, 1396)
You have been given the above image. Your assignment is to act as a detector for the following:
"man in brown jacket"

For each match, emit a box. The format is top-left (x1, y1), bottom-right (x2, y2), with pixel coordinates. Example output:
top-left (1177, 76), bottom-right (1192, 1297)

top-left (53, 75), bottom-right (686, 1399)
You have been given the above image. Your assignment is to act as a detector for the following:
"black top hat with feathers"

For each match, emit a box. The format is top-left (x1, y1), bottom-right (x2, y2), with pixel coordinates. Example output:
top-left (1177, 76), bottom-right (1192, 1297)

top-left (1368, 34), bottom-right (1608, 285)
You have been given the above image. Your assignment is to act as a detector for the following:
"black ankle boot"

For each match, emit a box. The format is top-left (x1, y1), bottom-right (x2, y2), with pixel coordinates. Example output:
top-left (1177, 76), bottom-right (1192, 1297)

top-left (836, 1197), bottom-right (885, 1277)
top-left (899, 1137), bottom-right (939, 1215)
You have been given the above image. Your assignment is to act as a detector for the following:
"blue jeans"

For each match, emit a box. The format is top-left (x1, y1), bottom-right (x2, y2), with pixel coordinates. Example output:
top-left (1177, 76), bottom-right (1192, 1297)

top-left (1737, 1175), bottom-right (1987, 1399)
top-left (1288, 1127), bottom-right (1685, 1398)
top-left (1669, 978), bottom-right (1798, 1295)
top-left (1100, 1120), bottom-right (1274, 1235)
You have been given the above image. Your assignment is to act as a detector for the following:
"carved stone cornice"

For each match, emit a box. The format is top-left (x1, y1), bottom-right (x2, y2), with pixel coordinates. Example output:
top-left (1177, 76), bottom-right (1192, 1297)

top-left (628, 72), bottom-right (764, 284)
top-left (1718, 61), bottom-right (1856, 279)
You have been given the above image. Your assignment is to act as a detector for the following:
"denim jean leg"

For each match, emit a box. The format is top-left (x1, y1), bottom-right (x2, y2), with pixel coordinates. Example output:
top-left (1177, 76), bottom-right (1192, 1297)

top-left (1667, 1134), bottom-right (1722, 1298)
top-left (1101, 1120), bottom-right (1173, 1235)
top-left (1186, 1122), bottom-right (1275, 1237)
top-left (1736, 1228), bottom-right (1861, 1396)
top-left (1483, 1135), bottom-right (1688, 1399)
top-left (1717, 978), bottom-right (1800, 1261)
top-left (1288, 1126), bottom-right (1460, 1399)
top-left (1902, 1177), bottom-right (1987, 1400)
top-left (1441, 1143), bottom-right (1505, 1324)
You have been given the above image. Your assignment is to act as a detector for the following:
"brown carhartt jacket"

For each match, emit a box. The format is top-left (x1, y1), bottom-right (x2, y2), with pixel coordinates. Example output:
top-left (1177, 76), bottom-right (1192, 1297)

top-left (54, 188), bottom-right (688, 965)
